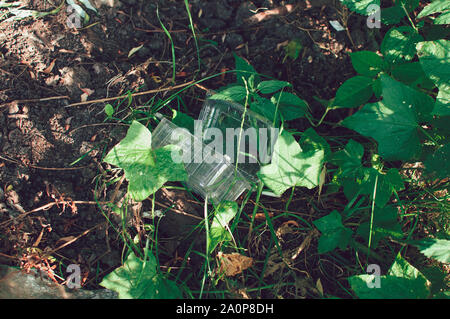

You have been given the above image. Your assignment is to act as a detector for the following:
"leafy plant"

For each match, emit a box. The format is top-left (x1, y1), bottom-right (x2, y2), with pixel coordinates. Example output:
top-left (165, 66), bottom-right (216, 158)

top-left (103, 120), bottom-right (187, 201)
top-left (100, 249), bottom-right (181, 299)
top-left (348, 254), bottom-right (431, 299)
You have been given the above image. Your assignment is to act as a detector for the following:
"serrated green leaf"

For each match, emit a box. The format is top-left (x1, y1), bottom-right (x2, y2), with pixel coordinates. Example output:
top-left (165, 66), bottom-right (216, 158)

top-left (381, 27), bottom-right (423, 64)
top-left (209, 85), bottom-right (247, 103)
top-left (434, 11), bottom-right (450, 24)
top-left (416, 40), bottom-right (450, 88)
top-left (350, 51), bottom-right (384, 77)
top-left (234, 53), bottom-right (260, 87)
top-left (257, 80), bottom-right (291, 94)
top-left (100, 250), bottom-right (181, 299)
top-left (340, 0), bottom-right (380, 15)
top-left (332, 76), bottom-right (373, 108)
top-left (208, 201), bottom-right (238, 253)
top-left (414, 239), bottom-right (450, 263)
top-left (313, 210), bottom-right (353, 253)
top-left (270, 91), bottom-right (308, 121)
top-left (103, 121), bottom-right (187, 201)
top-left (258, 130), bottom-right (324, 195)
top-left (381, 0), bottom-right (420, 25)
top-left (417, 0), bottom-right (450, 19)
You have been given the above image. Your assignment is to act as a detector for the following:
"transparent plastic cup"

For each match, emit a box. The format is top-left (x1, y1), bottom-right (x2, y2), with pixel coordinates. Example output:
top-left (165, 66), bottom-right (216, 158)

top-left (151, 118), bottom-right (251, 203)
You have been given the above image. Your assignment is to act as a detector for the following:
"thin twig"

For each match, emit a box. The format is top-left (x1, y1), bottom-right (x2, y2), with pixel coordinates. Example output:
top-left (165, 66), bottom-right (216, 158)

top-left (66, 81), bottom-right (195, 107)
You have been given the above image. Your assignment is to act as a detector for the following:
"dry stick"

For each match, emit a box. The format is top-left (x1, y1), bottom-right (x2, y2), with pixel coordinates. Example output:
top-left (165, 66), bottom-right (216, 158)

top-left (0, 154), bottom-right (89, 171)
top-left (45, 224), bottom-right (102, 256)
top-left (0, 200), bottom-right (109, 227)
top-left (0, 95), bottom-right (70, 108)
top-left (66, 81), bottom-right (195, 107)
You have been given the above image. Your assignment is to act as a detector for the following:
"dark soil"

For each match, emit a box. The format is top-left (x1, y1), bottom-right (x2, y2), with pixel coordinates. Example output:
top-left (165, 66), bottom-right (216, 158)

top-left (0, 0), bottom-right (385, 298)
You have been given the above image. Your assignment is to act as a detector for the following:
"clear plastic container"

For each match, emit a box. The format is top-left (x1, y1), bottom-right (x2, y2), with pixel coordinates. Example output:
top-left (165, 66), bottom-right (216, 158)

top-left (198, 98), bottom-right (278, 184)
top-left (151, 118), bottom-right (251, 203)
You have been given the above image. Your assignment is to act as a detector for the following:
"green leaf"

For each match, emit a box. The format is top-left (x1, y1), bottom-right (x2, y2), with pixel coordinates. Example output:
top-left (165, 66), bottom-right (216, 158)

top-left (357, 205), bottom-right (403, 248)
top-left (433, 84), bottom-right (450, 116)
top-left (100, 250), bottom-right (181, 299)
top-left (350, 51), bottom-right (384, 77)
top-left (381, 27), bottom-right (423, 64)
top-left (103, 121), bottom-right (187, 201)
top-left (104, 104), bottom-right (114, 117)
top-left (380, 73), bottom-right (434, 122)
top-left (434, 11), bottom-right (450, 24)
top-left (342, 75), bottom-right (433, 161)
top-left (343, 101), bottom-right (420, 160)
top-left (300, 128), bottom-right (331, 161)
top-left (391, 62), bottom-right (427, 85)
top-left (284, 39), bottom-right (303, 60)
top-left (313, 210), bottom-right (353, 254)
top-left (208, 201), bottom-right (238, 253)
top-left (234, 53), bottom-right (260, 87)
top-left (171, 110), bottom-right (195, 134)
top-left (424, 144), bottom-right (450, 179)
top-left (332, 76), bottom-right (373, 108)
top-left (381, 0), bottom-right (420, 25)
top-left (414, 239), bottom-right (450, 264)
top-left (416, 40), bottom-right (450, 88)
top-left (270, 91), bottom-right (308, 121)
top-left (250, 96), bottom-right (279, 124)
top-left (348, 254), bottom-right (430, 299)
top-left (258, 130), bottom-right (324, 195)
top-left (209, 85), bottom-right (247, 103)
top-left (330, 139), bottom-right (364, 177)
top-left (257, 80), bottom-right (291, 94)
top-left (340, 0), bottom-right (380, 15)
top-left (417, 0), bottom-right (450, 19)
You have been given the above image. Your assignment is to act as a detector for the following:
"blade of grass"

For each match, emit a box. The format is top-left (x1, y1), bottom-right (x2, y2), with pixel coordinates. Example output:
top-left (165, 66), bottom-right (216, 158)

top-left (156, 6), bottom-right (176, 84)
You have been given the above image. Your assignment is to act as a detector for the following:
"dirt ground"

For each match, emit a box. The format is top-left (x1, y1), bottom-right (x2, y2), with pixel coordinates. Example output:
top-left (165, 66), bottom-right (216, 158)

top-left (0, 0), bottom-right (386, 298)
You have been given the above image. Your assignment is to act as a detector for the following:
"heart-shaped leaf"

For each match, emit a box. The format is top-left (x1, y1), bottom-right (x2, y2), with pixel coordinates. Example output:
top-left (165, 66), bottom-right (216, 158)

top-left (103, 121), bottom-right (187, 201)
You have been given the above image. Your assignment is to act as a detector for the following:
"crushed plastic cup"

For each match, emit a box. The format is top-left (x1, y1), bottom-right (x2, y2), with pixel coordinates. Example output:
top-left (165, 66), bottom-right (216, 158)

top-left (151, 118), bottom-right (251, 203)
top-left (152, 98), bottom-right (278, 203)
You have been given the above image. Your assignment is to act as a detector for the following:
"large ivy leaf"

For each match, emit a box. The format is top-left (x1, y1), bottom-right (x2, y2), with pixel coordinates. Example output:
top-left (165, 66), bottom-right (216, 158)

top-left (103, 121), bottom-right (187, 201)
top-left (348, 254), bottom-right (430, 299)
top-left (100, 250), bottom-right (181, 299)
top-left (342, 75), bottom-right (431, 161)
top-left (340, 0), bottom-right (380, 15)
top-left (332, 76), bottom-right (374, 109)
top-left (350, 51), bottom-right (384, 77)
top-left (208, 201), bottom-right (238, 254)
top-left (381, 27), bottom-right (423, 64)
top-left (313, 210), bottom-right (353, 254)
top-left (414, 239), bottom-right (450, 264)
top-left (357, 205), bottom-right (403, 248)
top-left (258, 130), bottom-right (324, 195)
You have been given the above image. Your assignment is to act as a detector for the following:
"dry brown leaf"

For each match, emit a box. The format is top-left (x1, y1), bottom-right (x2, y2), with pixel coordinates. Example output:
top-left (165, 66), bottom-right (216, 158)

top-left (218, 252), bottom-right (253, 277)
top-left (55, 235), bottom-right (76, 247)
top-left (43, 59), bottom-right (56, 74)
